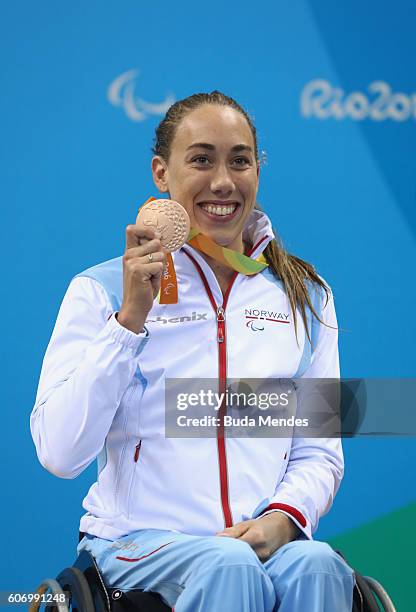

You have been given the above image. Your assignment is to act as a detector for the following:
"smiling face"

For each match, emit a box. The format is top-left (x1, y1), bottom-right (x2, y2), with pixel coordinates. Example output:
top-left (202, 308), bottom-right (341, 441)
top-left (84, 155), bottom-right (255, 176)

top-left (151, 104), bottom-right (260, 253)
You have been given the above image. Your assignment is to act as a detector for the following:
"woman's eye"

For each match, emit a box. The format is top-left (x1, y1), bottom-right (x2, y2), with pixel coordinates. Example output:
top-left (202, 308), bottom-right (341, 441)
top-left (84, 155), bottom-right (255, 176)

top-left (192, 156), bottom-right (211, 165)
top-left (232, 157), bottom-right (250, 167)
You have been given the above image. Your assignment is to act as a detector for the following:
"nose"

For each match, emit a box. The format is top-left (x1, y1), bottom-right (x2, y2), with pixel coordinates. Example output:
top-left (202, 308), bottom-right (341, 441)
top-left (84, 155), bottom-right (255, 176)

top-left (210, 163), bottom-right (235, 196)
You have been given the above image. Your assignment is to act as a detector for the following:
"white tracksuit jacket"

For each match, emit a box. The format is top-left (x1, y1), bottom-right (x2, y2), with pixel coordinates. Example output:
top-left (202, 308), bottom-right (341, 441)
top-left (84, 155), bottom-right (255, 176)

top-left (30, 210), bottom-right (343, 541)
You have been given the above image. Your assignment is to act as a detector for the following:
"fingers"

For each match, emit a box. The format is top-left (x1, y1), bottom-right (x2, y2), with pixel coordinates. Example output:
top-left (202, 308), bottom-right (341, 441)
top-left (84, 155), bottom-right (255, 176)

top-left (123, 239), bottom-right (167, 271)
top-left (238, 528), bottom-right (260, 546)
top-left (123, 258), bottom-right (165, 281)
top-left (125, 224), bottom-right (160, 249)
top-left (215, 522), bottom-right (271, 561)
top-left (141, 251), bottom-right (165, 264)
top-left (216, 521), bottom-right (251, 538)
top-left (215, 521), bottom-right (274, 561)
top-left (142, 262), bottom-right (164, 278)
top-left (123, 253), bottom-right (165, 272)
top-left (122, 223), bottom-right (167, 303)
top-left (235, 526), bottom-right (271, 560)
top-left (216, 522), bottom-right (260, 545)
top-left (137, 238), bottom-right (165, 257)
top-left (119, 224), bottom-right (166, 330)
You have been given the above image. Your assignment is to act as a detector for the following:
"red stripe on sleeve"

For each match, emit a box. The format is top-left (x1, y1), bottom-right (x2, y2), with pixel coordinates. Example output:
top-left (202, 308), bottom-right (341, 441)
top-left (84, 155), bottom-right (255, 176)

top-left (260, 503), bottom-right (307, 528)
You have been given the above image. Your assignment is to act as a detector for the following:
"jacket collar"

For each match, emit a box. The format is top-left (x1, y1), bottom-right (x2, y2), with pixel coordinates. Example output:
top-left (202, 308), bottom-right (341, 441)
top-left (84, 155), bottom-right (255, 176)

top-left (243, 208), bottom-right (275, 259)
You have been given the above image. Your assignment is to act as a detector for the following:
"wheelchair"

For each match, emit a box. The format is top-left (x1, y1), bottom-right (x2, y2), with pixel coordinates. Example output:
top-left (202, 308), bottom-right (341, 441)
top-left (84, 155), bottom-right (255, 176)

top-left (30, 531), bottom-right (397, 612)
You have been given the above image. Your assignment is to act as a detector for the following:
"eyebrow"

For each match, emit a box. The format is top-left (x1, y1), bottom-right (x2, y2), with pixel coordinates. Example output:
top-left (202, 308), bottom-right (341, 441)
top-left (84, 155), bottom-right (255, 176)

top-left (186, 143), bottom-right (254, 153)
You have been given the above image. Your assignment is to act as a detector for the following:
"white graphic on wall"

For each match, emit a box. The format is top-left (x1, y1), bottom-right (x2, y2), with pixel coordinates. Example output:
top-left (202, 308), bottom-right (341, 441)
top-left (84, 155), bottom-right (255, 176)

top-left (301, 79), bottom-right (416, 121)
top-left (108, 69), bottom-right (175, 122)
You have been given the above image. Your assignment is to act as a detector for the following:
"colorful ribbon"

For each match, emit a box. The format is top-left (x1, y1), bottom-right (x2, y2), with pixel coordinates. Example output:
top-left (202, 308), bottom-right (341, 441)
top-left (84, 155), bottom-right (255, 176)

top-left (187, 228), bottom-right (268, 275)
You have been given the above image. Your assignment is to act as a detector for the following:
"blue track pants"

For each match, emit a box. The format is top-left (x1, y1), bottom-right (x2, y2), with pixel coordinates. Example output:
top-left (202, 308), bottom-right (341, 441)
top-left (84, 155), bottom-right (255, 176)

top-left (77, 529), bottom-right (354, 611)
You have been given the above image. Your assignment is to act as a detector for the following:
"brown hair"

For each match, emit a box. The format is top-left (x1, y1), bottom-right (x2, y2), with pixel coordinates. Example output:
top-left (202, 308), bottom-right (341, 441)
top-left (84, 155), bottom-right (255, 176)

top-left (152, 90), bottom-right (330, 343)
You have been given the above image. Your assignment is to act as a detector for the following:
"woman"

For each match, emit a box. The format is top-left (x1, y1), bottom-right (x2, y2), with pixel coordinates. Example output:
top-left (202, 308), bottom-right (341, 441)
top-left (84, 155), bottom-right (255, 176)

top-left (30, 91), bottom-right (354, 611)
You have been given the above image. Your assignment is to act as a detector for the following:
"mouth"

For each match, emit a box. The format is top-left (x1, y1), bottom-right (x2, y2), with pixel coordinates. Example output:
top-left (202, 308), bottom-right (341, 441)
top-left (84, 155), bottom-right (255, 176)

top-left (197, 201), bottom-right (240, 220)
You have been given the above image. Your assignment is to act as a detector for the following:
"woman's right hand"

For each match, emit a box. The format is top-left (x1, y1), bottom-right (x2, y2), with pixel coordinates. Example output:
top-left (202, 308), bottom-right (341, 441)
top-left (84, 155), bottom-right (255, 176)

top-left (117, 225), bottom-right (167, 334)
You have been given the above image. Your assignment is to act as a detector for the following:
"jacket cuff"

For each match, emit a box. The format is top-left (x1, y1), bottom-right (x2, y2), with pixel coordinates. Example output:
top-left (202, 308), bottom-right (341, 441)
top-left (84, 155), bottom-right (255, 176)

top-left (106, 313), bottom-right (149, 355)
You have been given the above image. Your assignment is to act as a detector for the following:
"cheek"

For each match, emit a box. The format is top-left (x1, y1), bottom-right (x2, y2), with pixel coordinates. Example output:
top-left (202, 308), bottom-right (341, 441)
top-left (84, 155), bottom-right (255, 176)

top-left (176, 180), bottom-right (205, 213)
top-left (173, 172), bottom-right (203, 197)
top-left (237, 173), bottom-right (258, 194)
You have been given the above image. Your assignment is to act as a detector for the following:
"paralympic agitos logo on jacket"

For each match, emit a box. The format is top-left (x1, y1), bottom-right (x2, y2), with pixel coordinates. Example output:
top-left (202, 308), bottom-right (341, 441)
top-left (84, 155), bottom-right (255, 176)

top-left (245, 308), bottom-right (290, 331)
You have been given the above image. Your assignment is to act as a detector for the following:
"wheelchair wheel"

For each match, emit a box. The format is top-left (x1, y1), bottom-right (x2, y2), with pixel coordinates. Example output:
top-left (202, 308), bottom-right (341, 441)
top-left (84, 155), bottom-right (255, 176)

top-left (55, 566), bottom-right (95, 612)
top-left (29, 578), bottom-right (69, 612)
top-left (363, 576), bottom-right (397, 612)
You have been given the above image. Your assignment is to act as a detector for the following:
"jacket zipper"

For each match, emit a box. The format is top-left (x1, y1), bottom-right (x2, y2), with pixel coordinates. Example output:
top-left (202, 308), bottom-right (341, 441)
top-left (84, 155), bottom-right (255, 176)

top-left (182, 238), bottom-right (267, 529)
top-left (217, 306), bottom-right (225, 344)
top-left (215, 304), bottom-right (233, 528)
top-left (182, 251), bottom-right (236, 528)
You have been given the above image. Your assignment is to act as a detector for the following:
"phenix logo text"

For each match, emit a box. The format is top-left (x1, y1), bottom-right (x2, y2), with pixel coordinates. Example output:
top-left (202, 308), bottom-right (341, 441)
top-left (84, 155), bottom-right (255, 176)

top-left (147, 312), bottom-right (208, 324)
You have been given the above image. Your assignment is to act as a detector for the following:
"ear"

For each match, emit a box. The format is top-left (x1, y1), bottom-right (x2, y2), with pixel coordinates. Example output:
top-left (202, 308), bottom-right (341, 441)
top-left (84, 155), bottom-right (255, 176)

top-left (152, 156), bottom-right (169, 193)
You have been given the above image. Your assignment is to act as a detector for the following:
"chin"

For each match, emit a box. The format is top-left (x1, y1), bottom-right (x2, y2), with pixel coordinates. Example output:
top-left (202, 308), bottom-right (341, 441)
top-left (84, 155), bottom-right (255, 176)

top-left (209, 234), bottom-right (237, 248)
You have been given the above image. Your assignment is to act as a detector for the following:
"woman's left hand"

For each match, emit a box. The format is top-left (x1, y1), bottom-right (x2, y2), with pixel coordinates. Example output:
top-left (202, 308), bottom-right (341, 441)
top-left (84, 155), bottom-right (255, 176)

top-left (216, 512), bottom-right (301, 562)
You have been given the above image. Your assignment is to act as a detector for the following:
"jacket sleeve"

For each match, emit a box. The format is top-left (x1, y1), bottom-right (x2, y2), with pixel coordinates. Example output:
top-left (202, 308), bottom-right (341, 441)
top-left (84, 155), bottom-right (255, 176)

top-left (30, 276), bottom-right (149, 479)
top-left (252, 286), bottom-right (343, 539)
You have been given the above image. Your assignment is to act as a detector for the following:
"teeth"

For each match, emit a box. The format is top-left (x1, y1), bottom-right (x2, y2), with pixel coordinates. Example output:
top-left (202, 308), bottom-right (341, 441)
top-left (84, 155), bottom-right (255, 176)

top-left (201, 203), bottom-right (237, 216)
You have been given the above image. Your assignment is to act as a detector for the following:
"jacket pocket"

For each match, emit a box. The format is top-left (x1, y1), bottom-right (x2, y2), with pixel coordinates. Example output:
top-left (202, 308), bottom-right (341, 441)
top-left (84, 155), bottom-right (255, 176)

top-left (113, 381), bottom-right (143, 514)
top-left (127, 439), bottom-right (142, 519)
top-left (275, 442), bottom-right (291, 486)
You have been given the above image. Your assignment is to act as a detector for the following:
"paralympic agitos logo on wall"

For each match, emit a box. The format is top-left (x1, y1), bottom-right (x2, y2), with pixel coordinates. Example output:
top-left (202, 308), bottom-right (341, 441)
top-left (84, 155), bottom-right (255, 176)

top-left (107, 69), bottom-right (175, 122)
top-left (245, 308), bottom-right (290, 331)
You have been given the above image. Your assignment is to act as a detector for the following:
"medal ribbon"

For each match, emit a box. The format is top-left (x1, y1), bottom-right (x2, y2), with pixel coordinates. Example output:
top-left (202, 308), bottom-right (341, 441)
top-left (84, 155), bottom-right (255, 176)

top-left (187, 228), bottom-right (268, 275)
top-left (137, 197), bottom-right (268, 304)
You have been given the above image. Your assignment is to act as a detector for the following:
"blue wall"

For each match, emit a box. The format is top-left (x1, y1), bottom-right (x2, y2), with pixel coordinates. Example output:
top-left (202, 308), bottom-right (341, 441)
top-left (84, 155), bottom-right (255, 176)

top-left (1, 0), bottom-right (415, 595)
